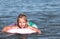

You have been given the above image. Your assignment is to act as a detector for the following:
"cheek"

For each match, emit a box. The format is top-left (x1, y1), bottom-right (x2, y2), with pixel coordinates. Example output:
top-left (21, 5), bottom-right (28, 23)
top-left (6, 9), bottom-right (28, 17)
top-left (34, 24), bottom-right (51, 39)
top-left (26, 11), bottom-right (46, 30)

top-left (19, 23), bottom-right (21, 25)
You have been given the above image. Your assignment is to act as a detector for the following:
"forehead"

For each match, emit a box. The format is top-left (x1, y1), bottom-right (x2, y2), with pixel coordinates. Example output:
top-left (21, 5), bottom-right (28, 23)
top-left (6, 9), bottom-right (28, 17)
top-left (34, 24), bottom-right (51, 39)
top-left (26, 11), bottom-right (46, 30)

top-left (18, 18), bottom-right (27, 22)
top-left (19, 18), bottom-right (25, 20)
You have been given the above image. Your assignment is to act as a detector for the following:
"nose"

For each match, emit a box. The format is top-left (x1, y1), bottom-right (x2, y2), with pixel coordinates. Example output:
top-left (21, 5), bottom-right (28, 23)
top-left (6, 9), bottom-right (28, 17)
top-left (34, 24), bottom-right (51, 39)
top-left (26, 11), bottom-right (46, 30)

top-left (21, 23), bottom-right (24, 25)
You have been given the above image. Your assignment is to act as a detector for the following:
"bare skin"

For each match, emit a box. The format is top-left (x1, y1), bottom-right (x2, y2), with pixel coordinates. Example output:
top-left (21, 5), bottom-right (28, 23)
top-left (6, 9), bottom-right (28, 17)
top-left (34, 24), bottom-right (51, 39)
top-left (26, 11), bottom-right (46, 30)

top-left (2, 26), bottom-right (41, 34)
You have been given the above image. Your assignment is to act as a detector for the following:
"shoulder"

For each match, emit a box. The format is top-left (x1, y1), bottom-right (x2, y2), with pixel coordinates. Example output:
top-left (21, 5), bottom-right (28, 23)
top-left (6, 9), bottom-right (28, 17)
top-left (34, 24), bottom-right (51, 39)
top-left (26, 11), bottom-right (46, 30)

top-left (27, 26), bottom-right (35, 29)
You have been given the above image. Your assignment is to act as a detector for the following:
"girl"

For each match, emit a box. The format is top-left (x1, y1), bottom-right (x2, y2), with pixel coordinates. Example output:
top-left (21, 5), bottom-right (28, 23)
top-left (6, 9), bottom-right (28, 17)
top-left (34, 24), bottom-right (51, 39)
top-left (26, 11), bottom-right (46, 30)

top-left (2, 13), bottom-right (41, 34)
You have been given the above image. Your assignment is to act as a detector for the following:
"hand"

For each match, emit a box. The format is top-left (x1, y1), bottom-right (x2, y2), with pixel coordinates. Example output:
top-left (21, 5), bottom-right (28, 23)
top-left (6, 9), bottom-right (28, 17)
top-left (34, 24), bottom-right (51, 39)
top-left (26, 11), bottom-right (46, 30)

top-left (36, 30), bottom-right (42, 34)
top-left (38, 30), bottom-right (42, 34)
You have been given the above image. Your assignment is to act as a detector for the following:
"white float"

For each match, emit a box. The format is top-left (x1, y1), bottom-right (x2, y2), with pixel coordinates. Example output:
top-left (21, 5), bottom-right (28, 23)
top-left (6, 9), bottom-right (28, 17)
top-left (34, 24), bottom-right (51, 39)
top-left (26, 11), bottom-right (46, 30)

top-left (7, 28), bottom-right (36, 34)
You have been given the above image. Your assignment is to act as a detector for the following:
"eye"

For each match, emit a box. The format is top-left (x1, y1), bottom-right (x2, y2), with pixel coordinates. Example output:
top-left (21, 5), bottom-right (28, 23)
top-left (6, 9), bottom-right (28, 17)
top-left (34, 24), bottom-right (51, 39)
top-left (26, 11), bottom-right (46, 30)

top-left (19, 22), bottom-right (21, 23)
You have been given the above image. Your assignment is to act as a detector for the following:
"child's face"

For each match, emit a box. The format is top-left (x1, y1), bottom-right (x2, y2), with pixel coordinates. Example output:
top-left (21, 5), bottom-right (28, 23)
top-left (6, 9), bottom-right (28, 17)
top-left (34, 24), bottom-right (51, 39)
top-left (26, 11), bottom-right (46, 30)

top-left (18, 18), bottom-right (27, 28)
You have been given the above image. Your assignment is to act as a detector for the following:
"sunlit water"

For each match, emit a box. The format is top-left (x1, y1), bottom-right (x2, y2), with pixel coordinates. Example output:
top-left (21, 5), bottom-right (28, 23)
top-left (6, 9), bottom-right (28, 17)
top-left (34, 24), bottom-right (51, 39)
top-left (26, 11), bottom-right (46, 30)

top-left (0, 0), bottom-right (60, 39)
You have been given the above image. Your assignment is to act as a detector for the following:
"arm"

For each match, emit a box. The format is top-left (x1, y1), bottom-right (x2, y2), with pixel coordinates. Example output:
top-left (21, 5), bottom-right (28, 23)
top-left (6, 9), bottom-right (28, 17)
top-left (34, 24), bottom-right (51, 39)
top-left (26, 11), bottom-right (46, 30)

top-left (2, 26), bottom-right (12, 32)
top-left (2, 26), bottom-right (18, 32)
top-left (28, 26), bottom-right (42, 34)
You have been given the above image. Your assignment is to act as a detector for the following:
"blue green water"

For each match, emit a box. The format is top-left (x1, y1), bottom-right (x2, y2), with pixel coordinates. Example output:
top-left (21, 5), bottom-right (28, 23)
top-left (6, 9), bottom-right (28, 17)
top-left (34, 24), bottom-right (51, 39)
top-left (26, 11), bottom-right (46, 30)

top-left (0, 0), bottom-right (60, 39)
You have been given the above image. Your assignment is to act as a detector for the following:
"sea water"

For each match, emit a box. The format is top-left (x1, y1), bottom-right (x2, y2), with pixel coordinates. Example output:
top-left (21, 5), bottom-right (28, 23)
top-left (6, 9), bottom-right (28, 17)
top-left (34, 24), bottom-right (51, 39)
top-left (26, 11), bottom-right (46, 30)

top-left (0, 0), bottom-right (60, 39)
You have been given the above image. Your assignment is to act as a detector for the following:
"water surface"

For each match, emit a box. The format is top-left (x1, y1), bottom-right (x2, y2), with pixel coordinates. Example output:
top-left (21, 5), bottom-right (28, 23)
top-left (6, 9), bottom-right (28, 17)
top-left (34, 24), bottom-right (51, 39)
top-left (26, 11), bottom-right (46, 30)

top-left (0, 0), bottom-right (60, 39)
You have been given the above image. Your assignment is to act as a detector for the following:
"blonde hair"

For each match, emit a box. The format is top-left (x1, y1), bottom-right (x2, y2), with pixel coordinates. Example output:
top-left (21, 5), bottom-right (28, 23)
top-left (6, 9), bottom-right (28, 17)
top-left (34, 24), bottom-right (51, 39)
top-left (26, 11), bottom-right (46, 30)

top-left (17, 13), bottom-right (28, 28)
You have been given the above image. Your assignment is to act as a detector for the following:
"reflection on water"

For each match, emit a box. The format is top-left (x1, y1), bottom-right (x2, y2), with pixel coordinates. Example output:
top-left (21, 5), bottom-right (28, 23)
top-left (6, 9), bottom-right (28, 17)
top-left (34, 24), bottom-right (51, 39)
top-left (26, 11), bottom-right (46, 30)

top-left (0, 0), bottom-right (60, 39)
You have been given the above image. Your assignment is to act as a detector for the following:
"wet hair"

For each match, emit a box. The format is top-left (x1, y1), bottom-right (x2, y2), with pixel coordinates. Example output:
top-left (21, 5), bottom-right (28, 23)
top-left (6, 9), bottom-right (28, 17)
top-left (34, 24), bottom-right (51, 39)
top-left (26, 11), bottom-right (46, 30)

top-left (17, 13), bottom-right (28, 28)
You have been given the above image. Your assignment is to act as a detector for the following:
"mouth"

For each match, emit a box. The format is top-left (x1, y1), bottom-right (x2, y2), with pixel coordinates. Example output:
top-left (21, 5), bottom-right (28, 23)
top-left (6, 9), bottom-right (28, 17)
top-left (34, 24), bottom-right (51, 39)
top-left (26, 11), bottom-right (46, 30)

top-left (20, 25), bottom-right (25, 28)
